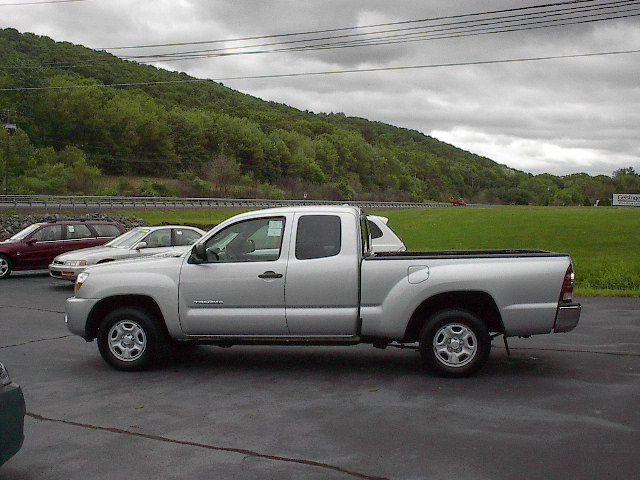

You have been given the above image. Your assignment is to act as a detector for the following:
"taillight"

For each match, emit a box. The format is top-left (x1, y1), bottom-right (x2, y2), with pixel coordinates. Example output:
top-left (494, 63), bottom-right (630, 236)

top-left (560, 264), bottom-right (575, 303)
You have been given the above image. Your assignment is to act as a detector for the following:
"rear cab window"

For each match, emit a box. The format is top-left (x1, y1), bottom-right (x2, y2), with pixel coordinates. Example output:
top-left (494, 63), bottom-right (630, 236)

top-left (295, 215), bottom-right (342, 260)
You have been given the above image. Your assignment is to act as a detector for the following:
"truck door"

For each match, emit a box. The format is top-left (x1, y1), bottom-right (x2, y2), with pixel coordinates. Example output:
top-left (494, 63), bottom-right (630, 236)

top-left (284, 212), bottom-right (360, 336)
top-left (178, 215), bottom-right (291, 336)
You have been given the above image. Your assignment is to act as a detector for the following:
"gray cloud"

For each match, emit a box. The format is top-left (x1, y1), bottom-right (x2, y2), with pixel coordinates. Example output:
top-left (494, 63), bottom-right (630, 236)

top-left (2, 0), bottom-right (639, 176)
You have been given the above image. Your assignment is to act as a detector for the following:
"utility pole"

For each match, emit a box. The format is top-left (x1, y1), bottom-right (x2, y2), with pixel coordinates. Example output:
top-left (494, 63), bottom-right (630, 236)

top-left (3, 110), bottom-right (17, 195)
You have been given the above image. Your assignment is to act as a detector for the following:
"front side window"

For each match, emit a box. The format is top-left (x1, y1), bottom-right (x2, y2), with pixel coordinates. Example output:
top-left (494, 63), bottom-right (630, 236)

top-left (203, 217), bottom-right (285, 263)
top-left (66, 224), bottom-right (93, 240)
top-left (295, 215), bottom-right (341, 260)
top-left (173, 229), bottom-right (202, 247)
top-left (31, 225), bottom-right (63, 242)
top-left (143, 229), bottom-right (172, 248)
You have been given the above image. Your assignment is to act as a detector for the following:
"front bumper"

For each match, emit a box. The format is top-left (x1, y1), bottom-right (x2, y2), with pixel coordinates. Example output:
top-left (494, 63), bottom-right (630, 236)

top-left (66, 296), bottom-right (101, 339)
top-left (0, 383), bottom-right (25, 466)
top-left (49, 263), bottom-right (87, 281)
top-left (553, 303), bottom-right (581, 333)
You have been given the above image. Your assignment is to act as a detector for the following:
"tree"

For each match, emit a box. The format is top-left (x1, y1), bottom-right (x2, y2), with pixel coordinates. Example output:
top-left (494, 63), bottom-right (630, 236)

top-left (203, 155), bottom-right (242, 195)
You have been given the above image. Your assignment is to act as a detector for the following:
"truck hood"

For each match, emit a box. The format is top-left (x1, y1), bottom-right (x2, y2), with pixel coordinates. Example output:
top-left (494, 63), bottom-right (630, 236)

top-left (75, 255), bottom-right (184, 300)
top-left (84, 254), bottom-right (184, 275)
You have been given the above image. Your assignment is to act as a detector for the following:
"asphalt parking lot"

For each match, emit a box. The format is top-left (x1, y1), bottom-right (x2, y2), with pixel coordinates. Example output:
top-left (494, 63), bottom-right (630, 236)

top-left (1, 272), bottom-right (639, 480)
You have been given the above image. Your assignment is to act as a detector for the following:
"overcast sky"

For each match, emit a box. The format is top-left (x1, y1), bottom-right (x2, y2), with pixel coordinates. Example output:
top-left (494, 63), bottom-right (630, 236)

top-left (3, 0), bottom-right (640, 176)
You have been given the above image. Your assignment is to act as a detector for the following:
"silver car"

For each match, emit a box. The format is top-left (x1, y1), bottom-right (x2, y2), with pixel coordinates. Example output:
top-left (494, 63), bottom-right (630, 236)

top-left (49, 225), bottom-right (205, 281)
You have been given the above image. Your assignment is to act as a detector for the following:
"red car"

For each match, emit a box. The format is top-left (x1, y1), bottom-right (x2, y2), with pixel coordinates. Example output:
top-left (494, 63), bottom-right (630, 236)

top-left (0, 220), bottom-right (125, 279)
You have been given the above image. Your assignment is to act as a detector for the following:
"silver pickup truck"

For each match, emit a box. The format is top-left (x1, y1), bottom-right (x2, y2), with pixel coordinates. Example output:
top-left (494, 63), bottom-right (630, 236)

top-left (66, 206), bottom-right (581, 377)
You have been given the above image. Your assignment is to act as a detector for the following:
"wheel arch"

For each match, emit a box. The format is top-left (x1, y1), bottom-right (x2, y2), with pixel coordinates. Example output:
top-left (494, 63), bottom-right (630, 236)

top-left (85, 294), bottom-right (170, 341)
top-left (404, 290), bottom-right (504, 343)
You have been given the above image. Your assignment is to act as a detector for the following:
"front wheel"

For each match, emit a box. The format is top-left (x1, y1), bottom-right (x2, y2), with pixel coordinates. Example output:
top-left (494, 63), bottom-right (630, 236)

top-left (97, 307), bottom-right (169, 371)
top-left (0, 255), bottom-right (12, 279)
top-left (419, 309), bottom-right (491, 377)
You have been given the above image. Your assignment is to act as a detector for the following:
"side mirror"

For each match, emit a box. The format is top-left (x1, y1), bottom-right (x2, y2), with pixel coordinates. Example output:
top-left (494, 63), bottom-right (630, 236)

top-left (134, 241), bottom-right (147, 250)
top-left (190, 243), bottom-right (207, 263)
top-left (25, 238), bottom-right (37, 246)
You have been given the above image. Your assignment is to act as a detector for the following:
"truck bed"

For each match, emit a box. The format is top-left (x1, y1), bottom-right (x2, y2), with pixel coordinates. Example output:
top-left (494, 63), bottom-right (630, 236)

top-left (369, 249), bottom-right (568, 260)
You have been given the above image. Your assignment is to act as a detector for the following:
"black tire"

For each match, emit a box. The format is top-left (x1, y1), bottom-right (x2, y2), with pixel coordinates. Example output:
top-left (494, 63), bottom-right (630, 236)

top-left (96, 307), bottom-right (170, 371)
top-left (0, 254), bottom-right (12, 279)
top-left (419, 309), bottom-right (491, 378)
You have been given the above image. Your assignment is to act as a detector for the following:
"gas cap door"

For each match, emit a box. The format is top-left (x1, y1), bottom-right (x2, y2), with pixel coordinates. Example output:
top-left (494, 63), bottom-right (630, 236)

top-left (408, 265), bottom-right (429, 284)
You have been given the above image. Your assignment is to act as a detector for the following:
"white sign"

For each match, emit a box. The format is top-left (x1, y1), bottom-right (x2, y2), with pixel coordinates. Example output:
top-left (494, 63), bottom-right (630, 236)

top-left (613, 193), bottom-right (640, 207)
top-left (267, 220), bottom-right (283, 237)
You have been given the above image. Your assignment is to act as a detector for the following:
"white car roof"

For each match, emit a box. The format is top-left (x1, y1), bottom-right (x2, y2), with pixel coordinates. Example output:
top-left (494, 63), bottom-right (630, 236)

top-left (227, 205), bottom-right (362, 222)
top-left (135, 225), bottom-right (206, 233)
top-left (367, 215), bottom-right (389, 224)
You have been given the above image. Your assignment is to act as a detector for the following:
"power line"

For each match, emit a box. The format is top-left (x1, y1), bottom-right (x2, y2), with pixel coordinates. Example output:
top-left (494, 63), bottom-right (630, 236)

top-left (0, 0), bottom-right (88, 6)
top-left (5, 3), bottom-right (638, 69)
top-left (126, 12), bottom-right (640, 65)
top-left (99, 0), bottom-right (608, 50)
top-left (122, 1), bottom-right (639, 60)
top-left (135, 9), bottom-right (640, 63)
top-left (2, 48), bottom-right (639, 92)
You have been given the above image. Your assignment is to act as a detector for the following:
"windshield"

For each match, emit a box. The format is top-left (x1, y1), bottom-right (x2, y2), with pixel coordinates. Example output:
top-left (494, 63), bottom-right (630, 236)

top-left (105, 227), bottom-right (152, 249)
top-left (9, 223), bottom-right (43, 240)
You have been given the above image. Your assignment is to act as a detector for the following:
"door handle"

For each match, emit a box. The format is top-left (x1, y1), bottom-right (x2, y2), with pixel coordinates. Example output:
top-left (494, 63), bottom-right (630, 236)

top-left (258, 271), bottom-right (283, 279)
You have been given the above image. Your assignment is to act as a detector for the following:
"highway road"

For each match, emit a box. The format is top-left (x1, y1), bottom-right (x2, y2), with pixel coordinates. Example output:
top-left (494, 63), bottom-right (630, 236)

top-left (0, 195), bottom-right (449, 211)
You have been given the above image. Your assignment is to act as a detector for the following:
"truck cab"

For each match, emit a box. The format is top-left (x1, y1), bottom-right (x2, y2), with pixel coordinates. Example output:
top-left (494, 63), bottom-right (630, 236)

top-left (180, 207), bottom-right (362, 337)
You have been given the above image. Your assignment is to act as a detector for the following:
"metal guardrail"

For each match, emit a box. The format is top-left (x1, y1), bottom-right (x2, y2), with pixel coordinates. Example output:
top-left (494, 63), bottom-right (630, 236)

top-left (0, 195), bottom-right (451, 211)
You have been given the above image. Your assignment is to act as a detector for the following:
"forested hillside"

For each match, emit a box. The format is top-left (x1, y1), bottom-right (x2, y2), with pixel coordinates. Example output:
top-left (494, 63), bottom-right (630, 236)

top-left (1, 28), bottom-right (638, 203)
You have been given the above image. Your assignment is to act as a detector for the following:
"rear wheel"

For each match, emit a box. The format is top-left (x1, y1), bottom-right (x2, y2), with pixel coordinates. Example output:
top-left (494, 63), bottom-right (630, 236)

top-left (419, 309), bottom-right (491, 377)
top-left (97, 307), bottom-right (169, 371)
top-left (0, 255), bottom-right (12, 279)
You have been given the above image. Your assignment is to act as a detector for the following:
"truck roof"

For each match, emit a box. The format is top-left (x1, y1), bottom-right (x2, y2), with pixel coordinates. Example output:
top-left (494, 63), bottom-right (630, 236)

top-left (234, 205), bottom-right (362, 219)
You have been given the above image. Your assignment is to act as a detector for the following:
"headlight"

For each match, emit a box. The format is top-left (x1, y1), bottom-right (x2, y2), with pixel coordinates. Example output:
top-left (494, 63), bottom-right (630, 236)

top-left (65, 260), bottom-right (88, 267)
top-left (0, 362), bottom-right (11, 386)
top-left (75, 272), bottom-right (90, 293)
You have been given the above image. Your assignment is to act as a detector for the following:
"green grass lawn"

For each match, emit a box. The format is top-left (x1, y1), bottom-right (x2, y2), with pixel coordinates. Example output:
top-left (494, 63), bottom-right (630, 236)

top-left (122, 209), bottom-right (247, 229)
top-left (125, 206), bottom-right (640, 297)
